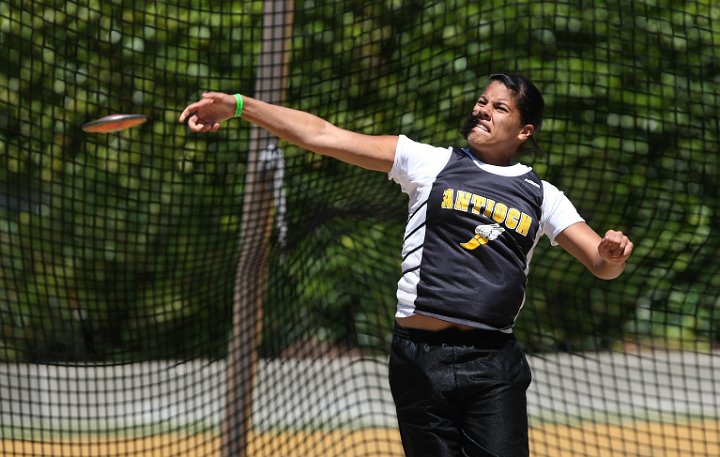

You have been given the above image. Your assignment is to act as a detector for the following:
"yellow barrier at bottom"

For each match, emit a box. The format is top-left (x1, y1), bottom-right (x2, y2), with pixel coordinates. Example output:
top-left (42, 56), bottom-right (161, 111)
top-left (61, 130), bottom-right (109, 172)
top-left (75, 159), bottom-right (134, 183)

top-left (2, 421), bottom-right (718, 457)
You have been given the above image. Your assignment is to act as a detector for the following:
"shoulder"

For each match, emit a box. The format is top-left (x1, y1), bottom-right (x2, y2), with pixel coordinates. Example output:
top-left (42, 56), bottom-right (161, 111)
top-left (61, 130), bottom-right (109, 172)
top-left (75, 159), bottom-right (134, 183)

top-left (395, 134), bottom-right (452, 159)
top-left (540, 179), bottom-right (577, 209)
top-left (389, 135), bottom-right (453, 183)
top-left (538, 179), bottom-right (585, 243)
top-left (540, 179), bottom-right (562, 201)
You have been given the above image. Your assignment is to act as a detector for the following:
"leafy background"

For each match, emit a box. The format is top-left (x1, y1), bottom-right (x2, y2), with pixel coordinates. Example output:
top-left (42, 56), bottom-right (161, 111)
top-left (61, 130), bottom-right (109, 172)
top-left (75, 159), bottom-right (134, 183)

top-left (0, 0), bottom-right (718, 363)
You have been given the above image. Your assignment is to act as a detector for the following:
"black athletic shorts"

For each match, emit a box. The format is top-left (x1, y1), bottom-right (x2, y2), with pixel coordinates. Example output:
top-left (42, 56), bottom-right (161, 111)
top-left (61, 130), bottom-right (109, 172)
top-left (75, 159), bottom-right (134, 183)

top-left (389, 323), bottom-right (532, 457)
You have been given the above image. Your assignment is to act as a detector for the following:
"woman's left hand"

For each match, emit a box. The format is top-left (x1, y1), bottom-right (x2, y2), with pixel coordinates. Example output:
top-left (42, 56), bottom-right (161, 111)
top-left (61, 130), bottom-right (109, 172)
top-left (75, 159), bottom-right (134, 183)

top-left (597, 230), bottom-right (634, 264)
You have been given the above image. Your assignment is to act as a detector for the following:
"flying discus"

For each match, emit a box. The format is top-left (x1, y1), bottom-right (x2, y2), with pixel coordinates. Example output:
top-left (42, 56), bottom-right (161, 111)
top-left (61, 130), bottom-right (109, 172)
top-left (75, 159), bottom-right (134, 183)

top-left (82, 114), bottom-right (147, 133)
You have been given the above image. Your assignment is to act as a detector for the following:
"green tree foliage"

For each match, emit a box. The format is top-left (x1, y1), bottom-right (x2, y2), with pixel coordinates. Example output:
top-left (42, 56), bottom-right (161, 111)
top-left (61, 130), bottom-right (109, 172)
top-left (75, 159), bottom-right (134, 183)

top-left (0, 0), bottom-right (717, 361)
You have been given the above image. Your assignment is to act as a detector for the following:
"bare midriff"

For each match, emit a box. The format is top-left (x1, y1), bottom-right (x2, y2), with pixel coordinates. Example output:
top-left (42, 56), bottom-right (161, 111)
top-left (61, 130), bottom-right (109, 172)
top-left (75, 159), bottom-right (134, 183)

top-left (395, 314), bottom-right (477, 331)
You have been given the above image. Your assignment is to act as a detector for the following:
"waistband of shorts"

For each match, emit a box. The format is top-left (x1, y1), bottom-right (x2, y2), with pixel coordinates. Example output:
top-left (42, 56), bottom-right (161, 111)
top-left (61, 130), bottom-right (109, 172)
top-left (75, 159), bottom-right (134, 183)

top-left (393, 323), bottom-right (514, 347)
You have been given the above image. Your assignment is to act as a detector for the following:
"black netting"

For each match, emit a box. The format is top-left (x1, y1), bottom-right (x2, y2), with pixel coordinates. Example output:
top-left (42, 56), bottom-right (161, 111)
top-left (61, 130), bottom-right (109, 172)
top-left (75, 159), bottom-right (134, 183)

top-left (1, 0), bottom-right (718, 456)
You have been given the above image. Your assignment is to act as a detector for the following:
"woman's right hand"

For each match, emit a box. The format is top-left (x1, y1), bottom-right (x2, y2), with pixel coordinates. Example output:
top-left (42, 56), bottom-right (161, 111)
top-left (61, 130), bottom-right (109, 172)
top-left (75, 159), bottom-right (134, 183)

top-left (179, 92), bottom-right (237, 132)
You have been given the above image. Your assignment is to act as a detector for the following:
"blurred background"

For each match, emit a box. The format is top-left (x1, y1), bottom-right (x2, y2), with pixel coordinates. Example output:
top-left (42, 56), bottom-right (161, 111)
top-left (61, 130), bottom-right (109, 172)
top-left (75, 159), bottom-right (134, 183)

top-left (0, 0), bottom-right (718, 456)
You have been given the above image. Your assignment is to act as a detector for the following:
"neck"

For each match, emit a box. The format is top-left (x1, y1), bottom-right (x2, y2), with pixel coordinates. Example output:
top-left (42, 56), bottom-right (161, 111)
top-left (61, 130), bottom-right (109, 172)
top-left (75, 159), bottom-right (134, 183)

top-left (468, 147), bottom-right (515, 166)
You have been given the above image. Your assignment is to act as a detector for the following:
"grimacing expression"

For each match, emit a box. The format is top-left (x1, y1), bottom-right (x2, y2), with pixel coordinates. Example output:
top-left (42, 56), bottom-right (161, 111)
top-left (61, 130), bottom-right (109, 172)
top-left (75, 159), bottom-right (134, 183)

top-left (462, 81), bottom-right (534, 164)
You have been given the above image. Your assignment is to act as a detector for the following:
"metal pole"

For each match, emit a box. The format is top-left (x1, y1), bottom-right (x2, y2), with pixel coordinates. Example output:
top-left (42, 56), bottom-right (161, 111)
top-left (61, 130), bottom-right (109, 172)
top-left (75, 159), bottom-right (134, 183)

top-left (221, 1), bottom-right (294, 456)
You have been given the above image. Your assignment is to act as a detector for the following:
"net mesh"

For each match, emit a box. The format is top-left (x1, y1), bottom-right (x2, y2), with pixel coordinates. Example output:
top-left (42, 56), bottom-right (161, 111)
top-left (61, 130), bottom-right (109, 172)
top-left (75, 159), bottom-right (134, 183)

top-left (1, 0), bottom-right (719, 456)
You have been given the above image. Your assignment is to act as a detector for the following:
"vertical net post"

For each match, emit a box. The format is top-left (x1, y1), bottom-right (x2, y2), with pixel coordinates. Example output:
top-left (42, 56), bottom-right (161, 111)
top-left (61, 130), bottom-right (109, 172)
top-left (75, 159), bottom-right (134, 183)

top-left (221, 1), bottom-right (294, 456)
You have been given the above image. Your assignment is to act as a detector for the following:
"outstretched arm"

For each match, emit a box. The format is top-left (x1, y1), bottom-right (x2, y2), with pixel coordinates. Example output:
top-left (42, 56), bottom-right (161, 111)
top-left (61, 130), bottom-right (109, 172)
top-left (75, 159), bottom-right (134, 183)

top-left (554, 222), bottom-right (634, 280)
top-left (179, 92), bottom-right (398, 173)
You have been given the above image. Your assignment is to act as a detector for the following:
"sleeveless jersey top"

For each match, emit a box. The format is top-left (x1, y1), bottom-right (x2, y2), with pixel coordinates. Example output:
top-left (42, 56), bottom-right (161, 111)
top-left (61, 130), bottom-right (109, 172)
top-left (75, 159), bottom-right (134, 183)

top-left (389, 135), bottom-right (584, 332)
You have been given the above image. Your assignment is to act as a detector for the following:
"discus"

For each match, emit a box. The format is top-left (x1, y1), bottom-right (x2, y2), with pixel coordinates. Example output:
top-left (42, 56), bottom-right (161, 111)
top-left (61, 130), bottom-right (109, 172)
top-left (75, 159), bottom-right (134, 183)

top-left (82, 114), bottom-right (147, 133)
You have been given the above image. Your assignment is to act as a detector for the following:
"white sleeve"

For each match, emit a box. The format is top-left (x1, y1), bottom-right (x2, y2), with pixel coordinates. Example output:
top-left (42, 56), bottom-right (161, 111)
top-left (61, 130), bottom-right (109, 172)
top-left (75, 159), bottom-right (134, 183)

top-left (388, 135), bottom-right (451, 196)
top-left (540, 180), bottom-right (585, 245)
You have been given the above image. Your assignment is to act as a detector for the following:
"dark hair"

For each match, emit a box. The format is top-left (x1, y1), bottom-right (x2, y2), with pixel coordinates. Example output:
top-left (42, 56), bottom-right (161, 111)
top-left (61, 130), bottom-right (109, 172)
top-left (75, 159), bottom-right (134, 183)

top-left (488, 73), bottom-right (545, 132)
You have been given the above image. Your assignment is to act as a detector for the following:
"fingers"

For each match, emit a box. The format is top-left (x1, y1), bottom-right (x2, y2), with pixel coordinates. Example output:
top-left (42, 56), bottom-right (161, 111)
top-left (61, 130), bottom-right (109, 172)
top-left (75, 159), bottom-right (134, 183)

top-left (179, 92), bottom-right (231, 131)
top-left (598, 230), bottom-right (634, 264)
top-left (179, 97), bottom-right (213, 124)
top-left (187, 115), bottom-right (220, 132)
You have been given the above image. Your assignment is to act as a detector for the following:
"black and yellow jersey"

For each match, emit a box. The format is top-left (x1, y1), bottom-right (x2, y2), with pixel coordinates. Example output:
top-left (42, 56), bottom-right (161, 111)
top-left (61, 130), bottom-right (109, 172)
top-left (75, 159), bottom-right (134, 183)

top-left (389, 135), bottom-right (584, 332)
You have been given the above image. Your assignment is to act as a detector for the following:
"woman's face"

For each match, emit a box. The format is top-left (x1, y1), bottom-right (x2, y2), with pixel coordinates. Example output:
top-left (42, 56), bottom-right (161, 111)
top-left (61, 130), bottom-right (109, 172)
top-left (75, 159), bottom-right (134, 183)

top-left (464, 81), bottom-right (534, 165)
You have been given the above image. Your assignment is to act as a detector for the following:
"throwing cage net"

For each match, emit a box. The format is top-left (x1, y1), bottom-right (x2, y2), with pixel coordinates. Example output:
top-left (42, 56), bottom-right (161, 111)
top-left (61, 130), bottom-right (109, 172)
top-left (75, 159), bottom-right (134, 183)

top-left (1, 0), bottom-right (718, 456)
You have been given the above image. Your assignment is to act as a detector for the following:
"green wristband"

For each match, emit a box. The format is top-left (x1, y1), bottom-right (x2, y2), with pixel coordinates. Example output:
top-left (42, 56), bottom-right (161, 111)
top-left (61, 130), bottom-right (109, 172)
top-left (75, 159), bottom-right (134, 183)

top-left (233, 93), bottom-right (244, 118)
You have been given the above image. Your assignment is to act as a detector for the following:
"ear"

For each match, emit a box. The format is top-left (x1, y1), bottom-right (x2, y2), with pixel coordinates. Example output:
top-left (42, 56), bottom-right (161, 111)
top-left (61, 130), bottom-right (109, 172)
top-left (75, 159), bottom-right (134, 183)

top-left (518, 124), bottom-right (535, 142)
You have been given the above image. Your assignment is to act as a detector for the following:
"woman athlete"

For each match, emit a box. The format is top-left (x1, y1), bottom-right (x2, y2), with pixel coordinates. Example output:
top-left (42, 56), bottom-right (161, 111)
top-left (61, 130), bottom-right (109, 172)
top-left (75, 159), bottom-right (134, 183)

top-left (180, 73), bottom-right (633, 457)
